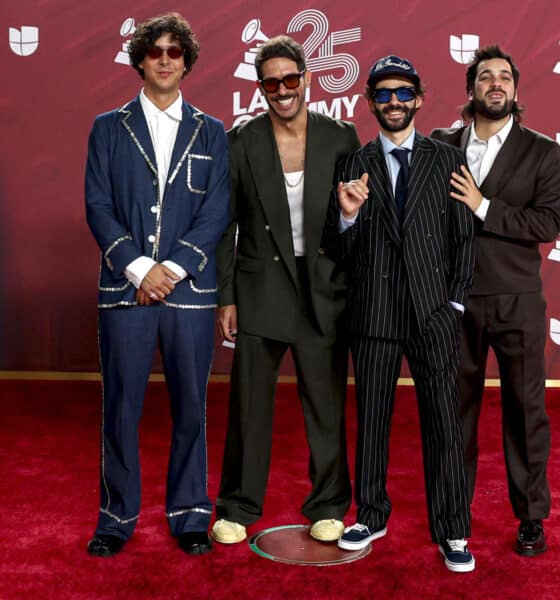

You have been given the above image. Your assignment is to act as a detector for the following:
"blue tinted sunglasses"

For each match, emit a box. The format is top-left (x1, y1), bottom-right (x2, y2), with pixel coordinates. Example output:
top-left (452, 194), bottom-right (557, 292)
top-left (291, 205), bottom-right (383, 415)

top-left (372, 86), bottom-right (417, 103)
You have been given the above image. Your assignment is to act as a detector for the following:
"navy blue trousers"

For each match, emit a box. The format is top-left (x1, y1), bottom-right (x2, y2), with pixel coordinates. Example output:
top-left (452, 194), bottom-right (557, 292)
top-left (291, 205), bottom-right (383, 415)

top-left (95, 304), bottom-right (214, 540)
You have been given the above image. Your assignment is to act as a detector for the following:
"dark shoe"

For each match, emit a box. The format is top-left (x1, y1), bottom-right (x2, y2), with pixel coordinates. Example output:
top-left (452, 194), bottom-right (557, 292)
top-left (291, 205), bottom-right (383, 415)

top-left (438, 539), bottom-right (475, 572)
top-left (178, 531), bottom-right (212, 555)
top-left (337, 523), bottom-right (387, 550)
top-left (515, 520), bottom-right (547, 556)
top-left (87, 534), bottom-right (126, 557)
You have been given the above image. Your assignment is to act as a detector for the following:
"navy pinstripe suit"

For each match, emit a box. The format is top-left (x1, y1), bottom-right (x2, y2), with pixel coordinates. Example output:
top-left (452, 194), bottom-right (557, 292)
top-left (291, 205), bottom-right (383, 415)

top-left (326, 132), bottom-right (476, 542)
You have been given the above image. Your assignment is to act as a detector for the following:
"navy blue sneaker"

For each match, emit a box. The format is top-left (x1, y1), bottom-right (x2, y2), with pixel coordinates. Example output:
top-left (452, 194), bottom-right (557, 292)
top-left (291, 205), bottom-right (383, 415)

top-left (438, 539), bottom-right (475, 572)
top-left (337, 523), bottom-right (387, 550)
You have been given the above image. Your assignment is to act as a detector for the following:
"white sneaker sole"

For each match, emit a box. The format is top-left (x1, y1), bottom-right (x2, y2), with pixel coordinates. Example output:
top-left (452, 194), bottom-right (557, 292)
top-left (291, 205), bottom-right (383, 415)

top-left (337, 527), bottom-right (387, 550)
top-left (438, 546), bottom-right (476, 572)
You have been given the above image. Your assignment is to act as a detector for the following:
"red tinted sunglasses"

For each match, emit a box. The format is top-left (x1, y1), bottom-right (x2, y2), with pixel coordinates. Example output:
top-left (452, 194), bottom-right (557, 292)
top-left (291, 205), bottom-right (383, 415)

top-left (258, 71), bottom-right (305, 93)
top-left (146, 45), bottom-right (183, 60)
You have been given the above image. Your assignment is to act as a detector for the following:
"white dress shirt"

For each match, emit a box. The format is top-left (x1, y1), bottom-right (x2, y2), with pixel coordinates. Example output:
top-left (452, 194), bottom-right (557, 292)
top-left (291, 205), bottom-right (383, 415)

top-left (466, 115), bottom-right (514, 221)
top-left (124, 90), bottom-right (187, 288)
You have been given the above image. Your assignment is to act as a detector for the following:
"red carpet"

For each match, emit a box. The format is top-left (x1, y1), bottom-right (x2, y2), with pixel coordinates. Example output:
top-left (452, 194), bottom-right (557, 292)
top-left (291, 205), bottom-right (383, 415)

top-left (0, 380), bottom-right (559, 599)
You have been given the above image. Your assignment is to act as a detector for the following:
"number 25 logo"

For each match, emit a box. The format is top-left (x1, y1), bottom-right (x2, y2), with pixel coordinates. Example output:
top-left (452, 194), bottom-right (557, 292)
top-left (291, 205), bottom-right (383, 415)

top-left (287, 9), bottom-right (361, 94)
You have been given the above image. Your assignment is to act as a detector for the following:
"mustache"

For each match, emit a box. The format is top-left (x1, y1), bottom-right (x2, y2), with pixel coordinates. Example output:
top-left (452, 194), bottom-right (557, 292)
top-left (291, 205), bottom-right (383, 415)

top-left (485, 89), bottom-right (505, 97)
top-left (382, 105), bottom-right (409, 115)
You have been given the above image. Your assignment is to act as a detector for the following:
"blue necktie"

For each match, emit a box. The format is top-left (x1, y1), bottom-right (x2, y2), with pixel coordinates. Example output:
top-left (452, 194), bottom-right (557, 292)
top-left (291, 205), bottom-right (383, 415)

top-left (390, 148), bottom-right (410, 223)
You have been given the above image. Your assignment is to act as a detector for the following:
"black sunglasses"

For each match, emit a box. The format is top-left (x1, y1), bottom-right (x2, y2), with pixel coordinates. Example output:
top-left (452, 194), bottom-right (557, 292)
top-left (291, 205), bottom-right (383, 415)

top-left (146, 45), bottom-right (183, 60)
top-left (259, 71), bottom-right (305, 93)
top-left (372, 86), bottom-right (417, 103)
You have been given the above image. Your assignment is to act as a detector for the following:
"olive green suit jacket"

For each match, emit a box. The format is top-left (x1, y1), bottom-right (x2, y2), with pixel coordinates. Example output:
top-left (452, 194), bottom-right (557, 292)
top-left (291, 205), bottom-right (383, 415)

top-left (217, 111), bottom-right (360, 342)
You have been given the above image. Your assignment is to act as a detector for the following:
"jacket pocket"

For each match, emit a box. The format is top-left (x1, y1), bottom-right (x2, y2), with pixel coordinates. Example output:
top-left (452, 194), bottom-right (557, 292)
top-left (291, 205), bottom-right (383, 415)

top-left (187, 154), bottom-right (212, 195)
top-left (235, 255), bottom-right (263, 273)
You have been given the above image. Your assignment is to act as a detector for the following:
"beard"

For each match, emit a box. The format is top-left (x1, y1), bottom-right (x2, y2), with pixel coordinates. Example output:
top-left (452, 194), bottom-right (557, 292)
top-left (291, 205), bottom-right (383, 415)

top-left (473, 95), bottom-right (514, 120)
top-left (373, 102), bottom-right (418, 132)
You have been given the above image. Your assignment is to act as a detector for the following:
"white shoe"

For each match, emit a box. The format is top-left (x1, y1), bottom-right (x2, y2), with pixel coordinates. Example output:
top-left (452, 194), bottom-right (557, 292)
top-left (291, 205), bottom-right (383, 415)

top-left (309, 519), bottom-right (345, 542)
top-left (211, 519), bottom-right (247, 544)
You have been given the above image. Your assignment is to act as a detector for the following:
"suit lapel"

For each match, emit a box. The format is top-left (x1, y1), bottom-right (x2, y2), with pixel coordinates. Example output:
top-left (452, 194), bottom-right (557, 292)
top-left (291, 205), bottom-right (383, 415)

top-left (167, 102), bottom-right (200, 186)
top-left (479, 121), bottom-right (525, 198)
top-left (119, 96), bottom-right (157, 176)
top-left (244, 114), bottom-right (297, 281)
top-left (363, 140), bottom-right (401, 243)
top-left (459, 126), bottom-right (470, 152)
top-left (303, 113), bottom-right (329, 257)
top-left (403, 133), bottom-right (436, 230)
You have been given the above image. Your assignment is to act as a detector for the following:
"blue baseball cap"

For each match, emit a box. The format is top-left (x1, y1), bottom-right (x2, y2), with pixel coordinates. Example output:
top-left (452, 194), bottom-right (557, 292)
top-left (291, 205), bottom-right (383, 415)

top-left (367, 55), bottom-right (420, 88)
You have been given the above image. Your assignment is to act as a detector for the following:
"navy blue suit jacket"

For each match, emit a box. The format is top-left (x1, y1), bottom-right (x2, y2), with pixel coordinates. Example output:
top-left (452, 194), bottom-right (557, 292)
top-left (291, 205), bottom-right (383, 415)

top-left (86, 95), bottom-right (229, 309)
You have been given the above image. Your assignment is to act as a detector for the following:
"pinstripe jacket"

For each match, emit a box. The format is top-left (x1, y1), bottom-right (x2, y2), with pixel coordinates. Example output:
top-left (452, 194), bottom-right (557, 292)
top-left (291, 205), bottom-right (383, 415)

top-left (326, 132), bottom-right (476, 339)
top-left (85, 95), bottom-right (230, 309)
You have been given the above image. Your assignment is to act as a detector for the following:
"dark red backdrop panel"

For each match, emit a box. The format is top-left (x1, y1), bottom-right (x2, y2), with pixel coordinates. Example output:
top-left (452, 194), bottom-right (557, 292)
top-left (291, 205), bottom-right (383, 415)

top-left (1, 1), bottom-right (560, 375)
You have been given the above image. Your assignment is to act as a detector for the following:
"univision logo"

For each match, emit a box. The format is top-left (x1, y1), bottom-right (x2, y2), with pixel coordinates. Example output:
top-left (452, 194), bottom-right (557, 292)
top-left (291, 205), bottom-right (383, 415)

top-left (449, 34), bottom-right (479, 65)
top-left (550, 318), bottom-right (560, 345)
top-left (9, 26), bottom-right (39, 56)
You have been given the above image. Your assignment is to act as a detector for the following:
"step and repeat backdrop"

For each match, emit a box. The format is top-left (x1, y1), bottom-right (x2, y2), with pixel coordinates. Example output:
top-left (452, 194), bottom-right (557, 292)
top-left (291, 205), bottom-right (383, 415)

top-left (2, 0), bottom-right (560, 376)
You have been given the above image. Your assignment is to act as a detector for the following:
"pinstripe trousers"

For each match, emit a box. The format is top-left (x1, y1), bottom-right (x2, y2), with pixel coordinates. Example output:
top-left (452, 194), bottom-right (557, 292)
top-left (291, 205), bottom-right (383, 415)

top-left (350, 301), bottom-right (471, 543)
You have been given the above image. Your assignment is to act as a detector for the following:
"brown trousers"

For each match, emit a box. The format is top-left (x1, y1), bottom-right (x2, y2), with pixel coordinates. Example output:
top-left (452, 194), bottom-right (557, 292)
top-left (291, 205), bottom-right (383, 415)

top-left (458, 292), bottom-right (551, 520)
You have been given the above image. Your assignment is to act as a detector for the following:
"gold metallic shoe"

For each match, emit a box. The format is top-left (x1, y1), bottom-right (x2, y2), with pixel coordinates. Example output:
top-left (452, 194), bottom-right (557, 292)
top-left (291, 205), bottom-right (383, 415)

top-left (211, 519), bottom-right (247, 544)
top-left (309, 519), bottom-right (345, 542)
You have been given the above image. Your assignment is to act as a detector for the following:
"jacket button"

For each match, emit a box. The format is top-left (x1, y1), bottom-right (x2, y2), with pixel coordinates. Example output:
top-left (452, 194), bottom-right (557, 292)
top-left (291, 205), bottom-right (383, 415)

top-left (434, 266), bottom-right (439, 273)
top-left (148, 234), bottom-right (156, 243)
top-left (318, 247), bottom-right (325, 255)
top-left (382, 273), bottom-right (389, 279)
top-left (426, 233), bottom-right (433, 239)
top-left (273, 255), bottom-right (280, 262)
top-left (265, 225), bottom-right (270, 231)
top-left (153, 179), bottom-right (158, 186)
top-left (150, 205), bottom-right (159, 214)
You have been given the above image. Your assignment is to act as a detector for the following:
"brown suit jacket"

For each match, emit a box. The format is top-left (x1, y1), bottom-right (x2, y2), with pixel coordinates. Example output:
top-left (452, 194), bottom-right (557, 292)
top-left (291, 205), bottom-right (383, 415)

top-left (431, 122), bottom-right (560, 294)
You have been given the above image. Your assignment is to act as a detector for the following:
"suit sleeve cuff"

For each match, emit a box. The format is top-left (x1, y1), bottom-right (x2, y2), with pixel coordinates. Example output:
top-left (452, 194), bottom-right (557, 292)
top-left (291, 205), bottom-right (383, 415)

top-left (124, 256), bottom-right (156, 289)
top-left (162, 260), bottom-right (187, 282)
top-left (474, 197), bottom-right (490, 221)
top-left (449, 300), bottom-right (464, 314)
top-left (339, 210), bottom-right (358, 232)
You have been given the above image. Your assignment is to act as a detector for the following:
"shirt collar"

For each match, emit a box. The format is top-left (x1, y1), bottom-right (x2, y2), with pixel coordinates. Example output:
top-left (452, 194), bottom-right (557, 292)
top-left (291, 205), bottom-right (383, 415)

top-left (140, 89), bottom-right (183, 122)
top-left (470, 114), bottom-right (513, 145)
top-left (379, 129), bottom-right (415, 156)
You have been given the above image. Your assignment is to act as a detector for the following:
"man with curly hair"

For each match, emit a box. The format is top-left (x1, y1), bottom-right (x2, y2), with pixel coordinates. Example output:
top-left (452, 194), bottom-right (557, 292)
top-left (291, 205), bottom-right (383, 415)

top-left (85, 13), bottom-right (229, 557)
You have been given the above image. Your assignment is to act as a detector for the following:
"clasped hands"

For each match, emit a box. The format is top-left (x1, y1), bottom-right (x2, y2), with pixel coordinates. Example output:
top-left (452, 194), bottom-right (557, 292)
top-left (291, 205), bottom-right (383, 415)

top-left (136, 263), bottom-right (180, 305)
